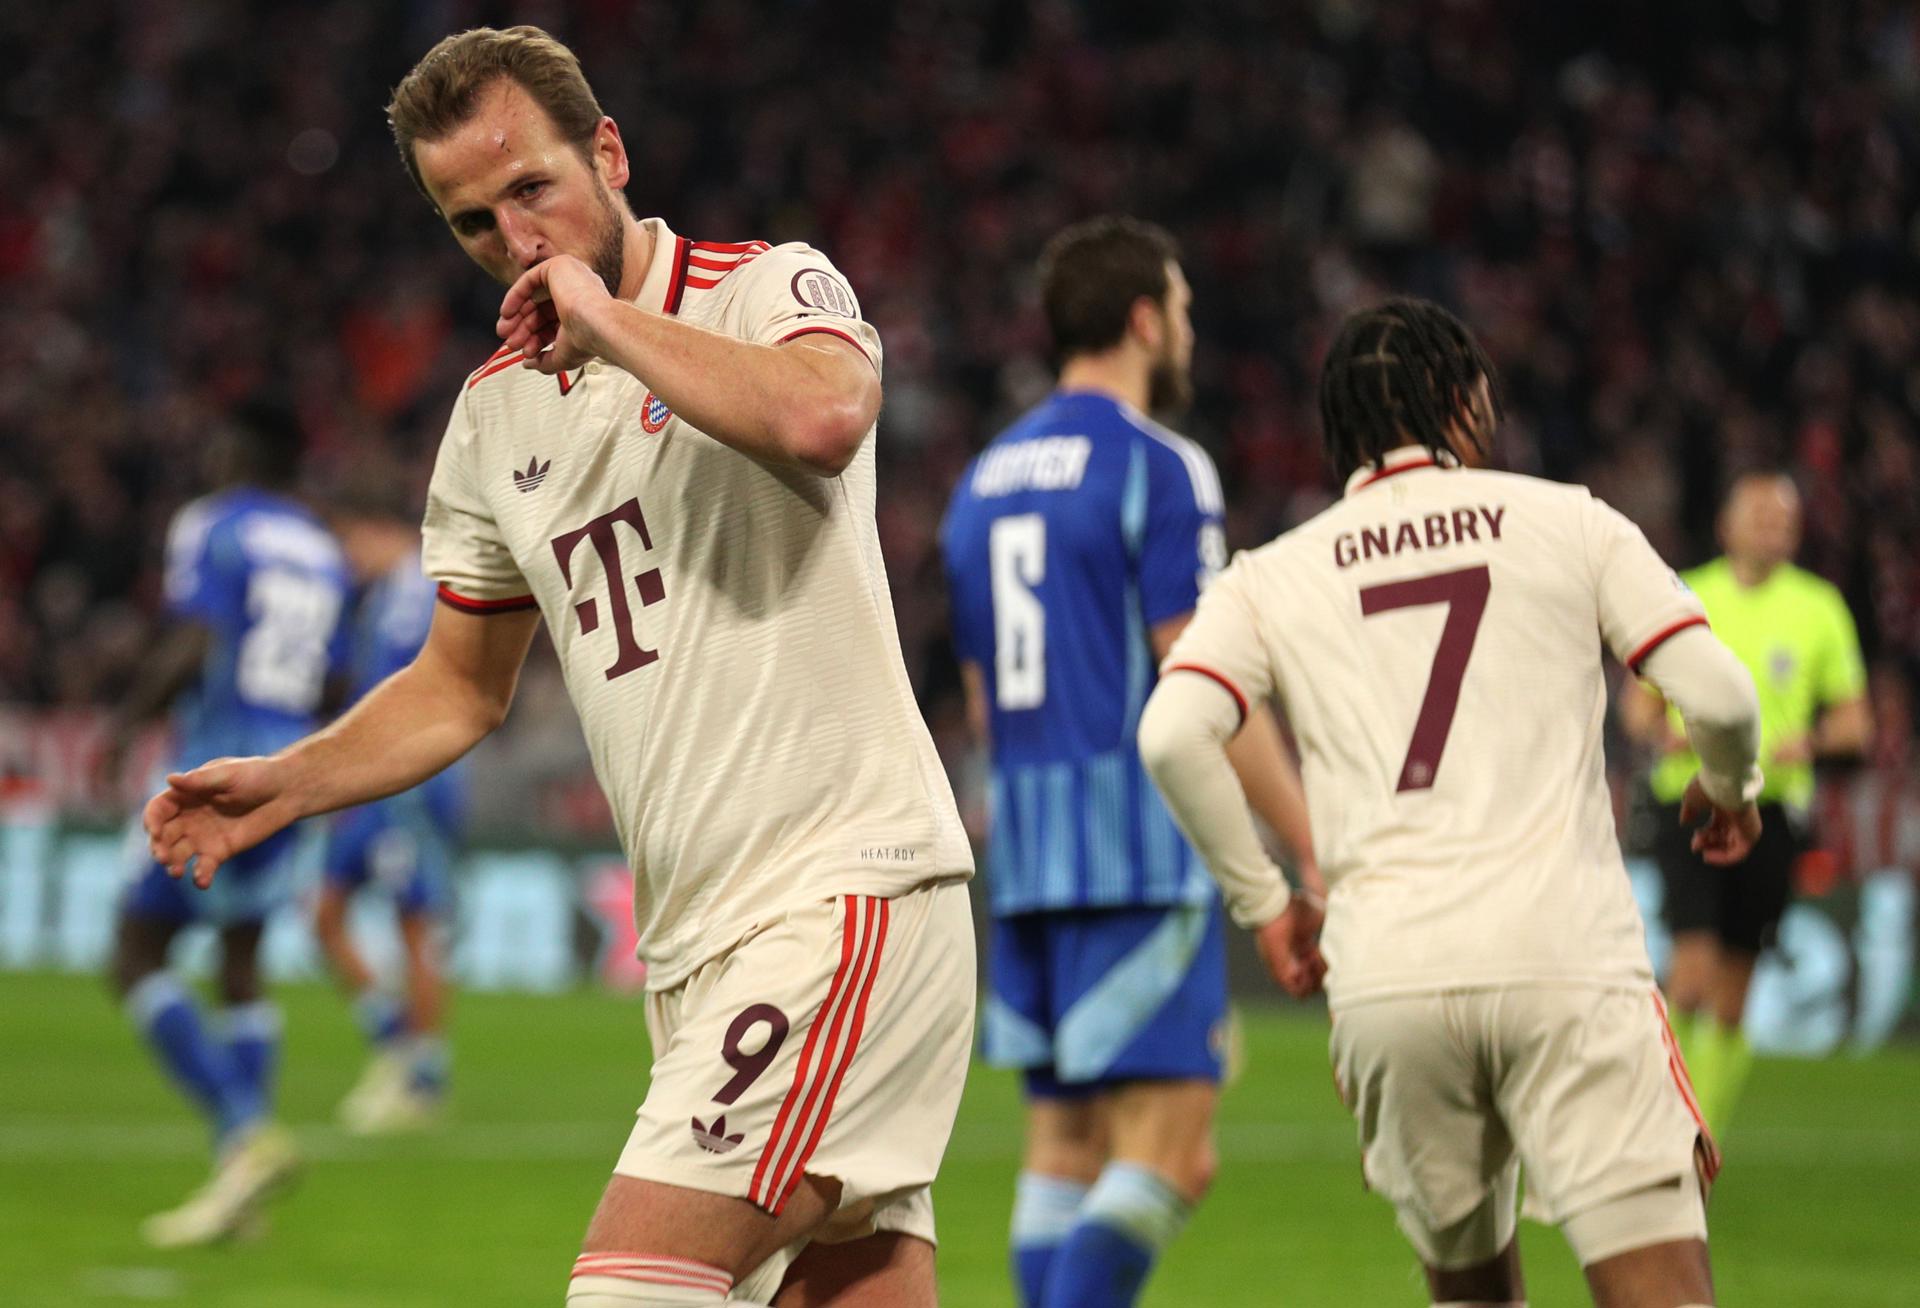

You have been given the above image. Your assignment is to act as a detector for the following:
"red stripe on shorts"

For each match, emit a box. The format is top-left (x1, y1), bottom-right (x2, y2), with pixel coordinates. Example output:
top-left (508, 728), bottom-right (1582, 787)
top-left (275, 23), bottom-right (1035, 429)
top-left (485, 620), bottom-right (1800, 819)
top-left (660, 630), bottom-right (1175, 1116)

top-left (766, 897), bottom-right (890, 1211)
top-left (747, 895), bottom-right (887, 1212)
top-left (1650, 989), bottom-right (1721, 1182)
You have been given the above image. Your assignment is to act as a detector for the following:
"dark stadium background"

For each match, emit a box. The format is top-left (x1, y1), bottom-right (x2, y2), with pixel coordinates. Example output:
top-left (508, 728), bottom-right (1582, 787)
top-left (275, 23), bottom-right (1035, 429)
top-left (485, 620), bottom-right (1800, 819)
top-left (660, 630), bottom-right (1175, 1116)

top-left (1, 2), bottom-right (1917, 1305)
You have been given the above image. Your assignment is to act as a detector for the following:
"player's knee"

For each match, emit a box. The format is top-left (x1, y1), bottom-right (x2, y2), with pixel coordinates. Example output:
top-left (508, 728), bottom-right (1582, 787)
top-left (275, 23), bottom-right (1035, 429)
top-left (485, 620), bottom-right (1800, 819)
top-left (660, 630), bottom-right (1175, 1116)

top-left (1172, 1134), bottom-right (1218, 1202)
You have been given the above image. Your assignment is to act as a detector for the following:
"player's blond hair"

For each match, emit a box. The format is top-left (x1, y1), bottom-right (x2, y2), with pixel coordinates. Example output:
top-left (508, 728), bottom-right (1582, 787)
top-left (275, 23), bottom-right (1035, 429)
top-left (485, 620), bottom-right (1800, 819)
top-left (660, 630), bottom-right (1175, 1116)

top-left (386, 25), bottom-right (606, 203)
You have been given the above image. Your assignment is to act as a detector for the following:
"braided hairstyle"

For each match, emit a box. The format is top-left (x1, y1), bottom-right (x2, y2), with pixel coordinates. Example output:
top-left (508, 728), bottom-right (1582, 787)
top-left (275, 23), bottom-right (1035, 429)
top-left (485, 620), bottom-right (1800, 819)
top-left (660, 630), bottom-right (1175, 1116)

top-left (1318, 297), bottom-right (1503, 482)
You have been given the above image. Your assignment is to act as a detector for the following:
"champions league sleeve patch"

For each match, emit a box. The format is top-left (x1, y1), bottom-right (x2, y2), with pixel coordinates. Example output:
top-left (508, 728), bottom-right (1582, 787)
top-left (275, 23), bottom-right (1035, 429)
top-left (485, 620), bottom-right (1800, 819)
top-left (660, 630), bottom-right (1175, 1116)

top-left (789, 268), bottom-right (858, 318)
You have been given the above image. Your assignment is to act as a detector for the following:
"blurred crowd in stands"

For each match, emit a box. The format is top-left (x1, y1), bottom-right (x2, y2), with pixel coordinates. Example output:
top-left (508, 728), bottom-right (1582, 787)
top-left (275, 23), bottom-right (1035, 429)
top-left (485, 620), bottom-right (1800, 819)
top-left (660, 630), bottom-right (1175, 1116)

top-left (4, 0), bottom-right (1917, 829)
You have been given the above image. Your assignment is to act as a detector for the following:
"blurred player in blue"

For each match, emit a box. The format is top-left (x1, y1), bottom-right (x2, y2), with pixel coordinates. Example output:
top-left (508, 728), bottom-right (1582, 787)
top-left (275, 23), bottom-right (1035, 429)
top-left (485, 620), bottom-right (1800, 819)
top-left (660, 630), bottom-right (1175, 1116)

top-left (314, 475), bottom-right (467, 1134)
top-left (941, 217), bottom-right (1321, 1308)
top-left (102, 402), bottom-right (349, 1247)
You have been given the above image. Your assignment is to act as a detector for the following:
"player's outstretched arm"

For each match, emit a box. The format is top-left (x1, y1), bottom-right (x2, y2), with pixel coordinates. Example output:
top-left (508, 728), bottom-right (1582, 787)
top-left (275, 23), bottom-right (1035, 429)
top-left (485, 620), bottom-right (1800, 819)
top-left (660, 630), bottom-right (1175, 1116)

top-left (146, 603), bottom-right (539, 888)
top-left (497, 255), bottom-right (879, 476)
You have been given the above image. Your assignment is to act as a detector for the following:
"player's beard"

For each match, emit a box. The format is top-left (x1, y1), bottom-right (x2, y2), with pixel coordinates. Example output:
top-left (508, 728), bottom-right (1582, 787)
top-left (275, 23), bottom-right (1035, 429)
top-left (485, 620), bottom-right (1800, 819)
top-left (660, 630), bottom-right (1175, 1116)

top-left (585, 178), bottom-right (627, 298)
top-left (1147, 350), bottom-right (1192, 418)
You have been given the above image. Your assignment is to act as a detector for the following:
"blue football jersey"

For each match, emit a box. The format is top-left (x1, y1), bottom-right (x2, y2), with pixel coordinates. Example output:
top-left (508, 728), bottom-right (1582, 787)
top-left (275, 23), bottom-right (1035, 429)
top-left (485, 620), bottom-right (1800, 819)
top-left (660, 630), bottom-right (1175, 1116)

top-left (346, 552), bottom-right (466, 829)
top-left (941, 390), bottom-right (1228, 914)
top-left (162, 487), bottom-right (350, 768)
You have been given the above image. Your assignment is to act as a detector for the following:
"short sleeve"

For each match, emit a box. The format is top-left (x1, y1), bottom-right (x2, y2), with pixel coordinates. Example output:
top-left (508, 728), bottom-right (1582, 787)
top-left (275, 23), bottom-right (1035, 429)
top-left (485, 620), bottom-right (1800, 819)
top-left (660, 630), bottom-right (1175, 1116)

top-left (420, 392), bottom-right (534, 613)
top-left (162, 500), bottom-right (232, 627)
top-left (730, 245), bottom-right (883, 374)
top-left (1584, 494), bottom-right (1707, 671)
top-left (1138, 439), bottom-right (1228, 628)
top-left (1159, 552), bottom-right (1277, 726)
top-left (1815, 586), bottom-right (1868, 706)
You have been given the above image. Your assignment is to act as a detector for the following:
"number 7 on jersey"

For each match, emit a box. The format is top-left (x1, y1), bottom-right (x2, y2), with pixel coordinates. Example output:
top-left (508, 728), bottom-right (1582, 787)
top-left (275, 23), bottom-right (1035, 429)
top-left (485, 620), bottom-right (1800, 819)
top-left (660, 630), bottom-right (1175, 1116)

top-left (1359, 564), bottom-right (1491, 793)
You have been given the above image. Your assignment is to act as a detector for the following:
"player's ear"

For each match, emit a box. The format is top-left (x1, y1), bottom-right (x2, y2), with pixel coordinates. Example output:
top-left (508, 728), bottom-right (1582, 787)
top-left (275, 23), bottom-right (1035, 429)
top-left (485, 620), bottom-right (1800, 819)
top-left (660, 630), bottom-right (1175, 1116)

top-left (591, 116), bottom-right (630, 191)
top-left (1129, 294), bottom-right (1165, 352)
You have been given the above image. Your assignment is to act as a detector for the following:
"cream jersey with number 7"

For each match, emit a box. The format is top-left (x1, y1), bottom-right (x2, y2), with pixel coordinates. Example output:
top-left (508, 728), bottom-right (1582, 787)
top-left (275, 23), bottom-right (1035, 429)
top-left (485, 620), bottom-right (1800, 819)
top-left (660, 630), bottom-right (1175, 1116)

top-left (422, 217), bottom-right (973, 991)
top-left (1163, 446), bottom-right (1707, 1007)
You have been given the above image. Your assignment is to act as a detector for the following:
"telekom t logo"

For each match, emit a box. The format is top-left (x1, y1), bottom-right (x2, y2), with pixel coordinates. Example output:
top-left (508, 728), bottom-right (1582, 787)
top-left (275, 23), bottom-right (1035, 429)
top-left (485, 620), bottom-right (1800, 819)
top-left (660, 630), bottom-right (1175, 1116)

top-left (550, 498), bottom-right (667, 680)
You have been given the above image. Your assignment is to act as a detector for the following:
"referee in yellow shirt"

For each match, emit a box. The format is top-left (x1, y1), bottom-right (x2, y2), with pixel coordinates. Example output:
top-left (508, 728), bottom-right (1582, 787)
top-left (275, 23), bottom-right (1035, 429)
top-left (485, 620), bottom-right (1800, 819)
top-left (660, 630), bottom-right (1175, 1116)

top-left (1623, 471), bottom-right (1872, 1135)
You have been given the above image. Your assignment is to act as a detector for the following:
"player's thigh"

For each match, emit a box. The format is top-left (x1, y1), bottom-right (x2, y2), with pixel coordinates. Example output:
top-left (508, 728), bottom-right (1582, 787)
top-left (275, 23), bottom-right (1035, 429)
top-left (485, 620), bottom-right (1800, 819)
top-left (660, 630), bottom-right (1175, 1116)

top-left (1491, 987), bottom-right (1715, 1268)
top-left (1653, 802), bottom-right (1720, 940)
top-left (582, 1172), bottom-right (838, 1289)
top-left (1583, 1233), bottom-right (1714, 1308)
top-left (1104, 1078), bottom-right (1220, 1199)
top-left (774, 1230), bottom-right (936, 1308)
top-left (1023, 1089), bottom-right (1108, 1182)
top-left (1330, 995), bottom-right (1518, 1269)
top-left (1717, 803), bottom-right (1798, 957)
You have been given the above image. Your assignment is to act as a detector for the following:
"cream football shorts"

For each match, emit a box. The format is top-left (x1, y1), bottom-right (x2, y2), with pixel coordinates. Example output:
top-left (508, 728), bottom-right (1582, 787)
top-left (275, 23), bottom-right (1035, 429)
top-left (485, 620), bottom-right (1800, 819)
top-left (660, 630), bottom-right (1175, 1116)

top-left (615, 879), bottom-right (975, 1254)
top-left (1329, 985), bottom-right (1717, 1270)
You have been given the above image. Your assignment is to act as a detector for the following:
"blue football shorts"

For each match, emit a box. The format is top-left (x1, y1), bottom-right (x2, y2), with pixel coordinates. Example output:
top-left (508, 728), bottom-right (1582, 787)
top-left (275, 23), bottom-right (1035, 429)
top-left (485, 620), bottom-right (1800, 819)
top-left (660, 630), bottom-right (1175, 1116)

top-left (983, 898), bottom-right (1228, 1098)
top-left (121, 820), bottom-right (303, 928)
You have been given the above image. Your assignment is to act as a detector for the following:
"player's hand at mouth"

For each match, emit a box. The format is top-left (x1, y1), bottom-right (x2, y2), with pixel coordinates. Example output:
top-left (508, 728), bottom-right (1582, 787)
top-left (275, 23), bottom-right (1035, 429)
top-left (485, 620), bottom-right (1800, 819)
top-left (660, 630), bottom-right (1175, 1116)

top-left (497, 254), bottom-right (611, 374)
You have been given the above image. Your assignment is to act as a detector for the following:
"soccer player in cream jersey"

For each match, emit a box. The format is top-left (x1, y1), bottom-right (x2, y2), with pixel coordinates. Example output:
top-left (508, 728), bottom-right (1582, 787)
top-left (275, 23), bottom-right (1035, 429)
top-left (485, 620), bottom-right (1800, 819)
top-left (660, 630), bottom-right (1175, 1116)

top-left (143, 26), bottom-right (973, 1308)
top-left (1140, 299), bottom-right (1766, 1308)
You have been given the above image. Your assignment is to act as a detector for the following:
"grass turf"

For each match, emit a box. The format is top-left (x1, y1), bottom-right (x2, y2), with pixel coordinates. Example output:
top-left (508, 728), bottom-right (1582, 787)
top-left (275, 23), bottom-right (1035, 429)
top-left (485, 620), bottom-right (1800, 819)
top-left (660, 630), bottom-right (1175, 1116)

top-left (0, 972), bottom-right (1914, 1306)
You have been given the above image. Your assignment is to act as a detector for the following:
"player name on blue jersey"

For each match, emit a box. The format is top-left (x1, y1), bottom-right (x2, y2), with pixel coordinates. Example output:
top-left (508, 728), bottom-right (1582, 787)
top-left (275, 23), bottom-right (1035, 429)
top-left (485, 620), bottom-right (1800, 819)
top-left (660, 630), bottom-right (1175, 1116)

top-left (942, 390), bottom-right (1226, 915)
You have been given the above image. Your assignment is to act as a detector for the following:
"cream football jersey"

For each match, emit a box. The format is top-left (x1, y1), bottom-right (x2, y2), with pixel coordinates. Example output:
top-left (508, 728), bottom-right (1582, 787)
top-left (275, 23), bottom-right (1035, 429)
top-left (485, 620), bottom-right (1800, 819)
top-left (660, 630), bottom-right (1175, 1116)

top-left (1164, 446), bottom-right (1706, 1005)
top-left (422, 218), bottom-right (973, 990)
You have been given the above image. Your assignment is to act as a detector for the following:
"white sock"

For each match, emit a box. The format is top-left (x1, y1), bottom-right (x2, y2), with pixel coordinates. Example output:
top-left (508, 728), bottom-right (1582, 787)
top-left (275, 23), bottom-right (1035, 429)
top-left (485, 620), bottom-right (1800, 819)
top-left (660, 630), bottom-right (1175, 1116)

top-left (567, 1254), bottom-right (749, 1305)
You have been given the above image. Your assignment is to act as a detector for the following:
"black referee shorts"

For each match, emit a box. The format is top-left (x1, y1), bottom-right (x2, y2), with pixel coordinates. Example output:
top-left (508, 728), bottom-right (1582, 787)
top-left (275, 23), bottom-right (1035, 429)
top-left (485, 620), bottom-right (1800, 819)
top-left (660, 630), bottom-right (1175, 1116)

top-left (1652, 795), bottom-right (1801, 956)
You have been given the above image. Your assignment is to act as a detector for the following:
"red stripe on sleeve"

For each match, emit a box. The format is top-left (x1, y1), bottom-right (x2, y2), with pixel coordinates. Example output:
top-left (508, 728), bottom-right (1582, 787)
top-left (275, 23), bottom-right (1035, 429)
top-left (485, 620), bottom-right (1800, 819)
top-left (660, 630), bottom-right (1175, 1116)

top-left (1626, 616), bottom-right (1709, 672)
top-left (436, 584), bottom-right (537, 615)
top-left (1162, 662), bottom-right (1249, 727)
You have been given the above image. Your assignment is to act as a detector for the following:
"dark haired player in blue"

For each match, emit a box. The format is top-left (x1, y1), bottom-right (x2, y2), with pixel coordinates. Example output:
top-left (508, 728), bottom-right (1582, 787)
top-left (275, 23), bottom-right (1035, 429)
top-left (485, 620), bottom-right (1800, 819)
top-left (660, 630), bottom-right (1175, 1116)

top-left (941, 217), bottom-right (1321, 1308)
top-left (314, 477), bottom-right (467, 1134)
top-left (103, 405), bottom-right (349, 1247)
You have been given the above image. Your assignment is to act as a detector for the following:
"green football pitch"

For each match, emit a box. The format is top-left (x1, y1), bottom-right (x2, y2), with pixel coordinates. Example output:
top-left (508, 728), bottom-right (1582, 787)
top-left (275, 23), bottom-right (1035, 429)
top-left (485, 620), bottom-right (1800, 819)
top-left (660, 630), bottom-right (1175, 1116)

top-left (2, 972), bottom-right (1914, 1306)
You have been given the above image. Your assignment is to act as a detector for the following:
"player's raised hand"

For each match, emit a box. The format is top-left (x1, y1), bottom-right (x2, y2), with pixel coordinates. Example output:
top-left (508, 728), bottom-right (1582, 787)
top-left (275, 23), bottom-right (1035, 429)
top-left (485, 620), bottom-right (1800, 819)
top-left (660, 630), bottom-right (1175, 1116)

top-left (1253, 894), bottom-right (1327, 999)
top-left (143, 756), bottom-right (296, 890)
top-left (497, 255), bottom-right (611, 374)
top-left (1679, 775), bottom-right (1763, 866)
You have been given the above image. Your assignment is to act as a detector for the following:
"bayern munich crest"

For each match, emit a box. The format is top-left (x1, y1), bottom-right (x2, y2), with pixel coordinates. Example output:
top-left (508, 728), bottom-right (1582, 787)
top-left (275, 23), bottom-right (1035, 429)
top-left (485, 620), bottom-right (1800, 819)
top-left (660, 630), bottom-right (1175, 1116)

top-left (640, 391), bottom-right (673, 434)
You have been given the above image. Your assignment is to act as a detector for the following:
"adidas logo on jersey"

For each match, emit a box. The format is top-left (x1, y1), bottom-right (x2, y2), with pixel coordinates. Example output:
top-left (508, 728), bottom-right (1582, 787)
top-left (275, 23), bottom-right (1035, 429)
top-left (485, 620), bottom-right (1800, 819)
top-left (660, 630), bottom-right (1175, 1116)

top-left (512, 455), bottom-right (551, 493)
top-left (690, 1115), bottom-right (745, 1154)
